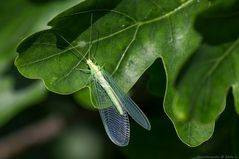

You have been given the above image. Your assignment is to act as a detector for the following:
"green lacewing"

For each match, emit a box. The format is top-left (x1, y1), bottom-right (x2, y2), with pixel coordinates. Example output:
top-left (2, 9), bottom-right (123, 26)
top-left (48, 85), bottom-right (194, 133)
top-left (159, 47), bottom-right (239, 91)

top-left (57, 14), bottom-right (151, 146)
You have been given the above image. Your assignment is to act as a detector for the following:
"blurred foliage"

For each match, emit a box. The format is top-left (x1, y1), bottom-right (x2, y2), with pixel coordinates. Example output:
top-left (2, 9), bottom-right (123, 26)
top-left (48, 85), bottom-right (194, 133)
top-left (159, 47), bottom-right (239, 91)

top-left (0, 0), bottom-right (238, 159)
top-left (195, 0), bottom-right (239, 45)
top-left (53, 126), bottom-right (104, 159)
top-left (0, 78), bottom-right (45, 126)
top-left (0, 0), bottom-right (83, 127)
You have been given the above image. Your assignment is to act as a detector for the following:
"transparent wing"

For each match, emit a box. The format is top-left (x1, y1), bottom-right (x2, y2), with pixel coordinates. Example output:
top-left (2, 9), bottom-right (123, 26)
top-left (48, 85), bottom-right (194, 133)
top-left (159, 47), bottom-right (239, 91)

top-left (103, 71), bottom-right (151, 130)
top-left (116, 91), bottom-right (151, 130)
top-left (99, 107), bottom-right (130, 146)
top-left (90, 76), bottom-right (112, 109)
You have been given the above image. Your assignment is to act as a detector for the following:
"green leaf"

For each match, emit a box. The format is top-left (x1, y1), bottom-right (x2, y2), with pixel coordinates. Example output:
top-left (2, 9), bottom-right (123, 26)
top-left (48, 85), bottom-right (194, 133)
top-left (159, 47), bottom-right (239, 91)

top-left (173, 40), bottom-right (239, 123)
top-left (15, 0), bottom-right (122, 94)
top-left (15, 0), bottom-right (211, 146)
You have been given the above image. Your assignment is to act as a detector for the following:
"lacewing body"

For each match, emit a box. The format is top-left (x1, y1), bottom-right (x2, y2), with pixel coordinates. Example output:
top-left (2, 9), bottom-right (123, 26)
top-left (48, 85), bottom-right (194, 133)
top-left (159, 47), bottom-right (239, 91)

top-left (87, 59), bottom-right (151, 146)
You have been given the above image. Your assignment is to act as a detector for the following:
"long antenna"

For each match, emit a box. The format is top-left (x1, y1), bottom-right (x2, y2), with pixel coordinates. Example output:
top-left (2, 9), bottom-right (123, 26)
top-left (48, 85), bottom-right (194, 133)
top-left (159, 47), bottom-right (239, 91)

top-left (54, 13), bottom-right (94, 62)
top-left (56, 33), bottom-right (88, 62)
top-left (88, 13), bottom-right (93, 59)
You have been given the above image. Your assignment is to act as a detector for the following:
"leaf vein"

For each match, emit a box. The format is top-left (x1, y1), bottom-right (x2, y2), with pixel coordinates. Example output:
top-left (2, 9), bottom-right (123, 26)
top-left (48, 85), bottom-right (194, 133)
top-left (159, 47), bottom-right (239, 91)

top-left (112, 25), bottom-right (140, 75)
top-left (66, 9), bottom-right (137, 23)
top-left (205, 38), bottom-right (239, 78)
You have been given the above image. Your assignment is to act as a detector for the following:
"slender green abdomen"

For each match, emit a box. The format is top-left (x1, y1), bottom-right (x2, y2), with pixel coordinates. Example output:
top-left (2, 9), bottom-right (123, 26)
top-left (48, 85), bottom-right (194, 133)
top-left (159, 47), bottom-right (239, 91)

top-left (87, 59), bottom-right (124, 115)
